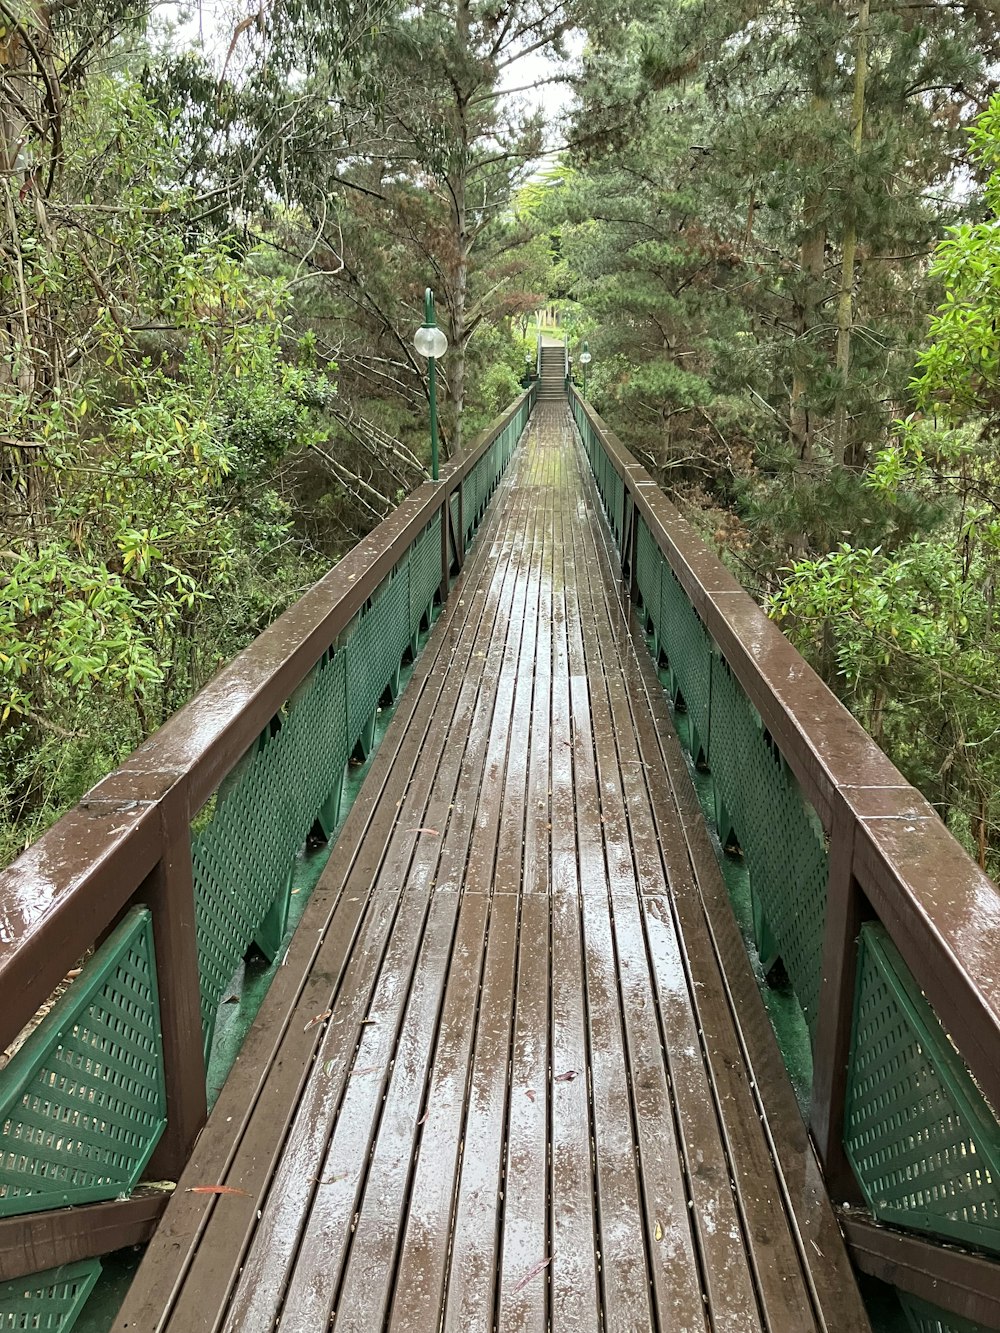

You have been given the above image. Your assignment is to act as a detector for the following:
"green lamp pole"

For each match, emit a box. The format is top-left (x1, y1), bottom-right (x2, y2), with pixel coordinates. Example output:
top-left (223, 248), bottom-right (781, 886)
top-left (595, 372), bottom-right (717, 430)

top-left (579, 341), bottom-right (592, 400)
top-left (414, 288), bottom-right (448, 481)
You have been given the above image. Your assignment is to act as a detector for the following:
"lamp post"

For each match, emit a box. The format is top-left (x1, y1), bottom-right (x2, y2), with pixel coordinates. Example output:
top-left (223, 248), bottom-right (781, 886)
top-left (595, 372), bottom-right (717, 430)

top-left (414, 288), bottom-right (448, 481)
top-left (579, 341), bottom-right (592, 400)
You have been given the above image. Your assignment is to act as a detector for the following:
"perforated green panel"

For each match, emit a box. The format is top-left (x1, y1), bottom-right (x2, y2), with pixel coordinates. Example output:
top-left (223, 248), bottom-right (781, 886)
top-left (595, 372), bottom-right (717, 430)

top-left (0, 910), bottom-right (165, 1216)
top-left (845, 924), bottom-right (1000, 1253)
top-left (190, 402), bottom-right (527, 1055)
top-left (0, 1260), bottom-right (101, 1331)
top-left (635, 517), bottom-right (661, 624)
top-left (659, 561), bottom-right (713, 753)
top-left (346, 569), bottom-right (409, 749)
top-left (707, 656), bottom-right (828, 1034)
top-left (899, 1291), bottom-right (997, 1333)
top-left (607, 466), bottom-right (625, 549)
top-left (461, 469), bottom-right (475, 541)
top-left (409, 515), bottom-right (441, 635)
top-left (462, 403), bottom-right (524, 551)
top-left (192, 648), bottom-right (349, 1042)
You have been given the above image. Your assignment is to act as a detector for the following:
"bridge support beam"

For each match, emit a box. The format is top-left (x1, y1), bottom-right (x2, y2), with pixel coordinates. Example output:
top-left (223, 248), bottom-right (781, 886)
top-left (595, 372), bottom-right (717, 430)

top-left (842, 1212), bottom-right (1000, 1329)
top-left (0, 1191), bottom-right (168, 1282)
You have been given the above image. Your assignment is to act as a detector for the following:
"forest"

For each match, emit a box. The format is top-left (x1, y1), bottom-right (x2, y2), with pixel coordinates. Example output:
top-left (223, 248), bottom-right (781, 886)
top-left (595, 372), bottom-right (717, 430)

top-left (3, 0), bottom-right (1000, 876)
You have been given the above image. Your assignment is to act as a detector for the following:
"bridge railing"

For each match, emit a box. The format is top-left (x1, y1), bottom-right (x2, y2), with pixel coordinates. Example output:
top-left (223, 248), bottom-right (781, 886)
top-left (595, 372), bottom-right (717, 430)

top-left (570, 386), bottom-right (1000, 1332)
top-left (0, 388), bottom-right (534, 1298)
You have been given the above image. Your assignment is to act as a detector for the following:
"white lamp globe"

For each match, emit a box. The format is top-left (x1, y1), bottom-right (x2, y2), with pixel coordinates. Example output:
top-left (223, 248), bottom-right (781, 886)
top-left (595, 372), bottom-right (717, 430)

top-left (579, 351), bottom-right (592, 365)
top-left (415, 325), bottom-right (448, 359)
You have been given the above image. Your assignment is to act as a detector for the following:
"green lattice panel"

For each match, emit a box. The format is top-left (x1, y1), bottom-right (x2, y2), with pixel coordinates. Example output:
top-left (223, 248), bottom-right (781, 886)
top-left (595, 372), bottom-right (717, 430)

top-left (659, 564), bottom-right (713, 751)
top-left (408, 516), bottom-right (441, 636)
top-left (345, 568), bottom-right (410, 750)
top-left (707, 656), bottom-right (828, 1035)
top-left (461, 447), bottom-right (493, 552)
top-left (845, 924), bottom-right (1000, 1253)
top-left (483, 445), bottom-right (497, 510)
top-left (608, 467), bottom-right (625, 551)
top-left (0, 1260), bottom-right (101, 1331)
top-left (635, 518), bottom-right (662, 638)
top-left (192, 649), bottom-right (349, 1041)
top-left (462, 466), bottom-right (480, 545)
top-left (597, 450), bottom-right (610, 514)
top-left (899, 1292), bottom-right (997, 1333)
top-left (276, 648), bottom-right (350, 835)
top-left (0, 910), bottom-right (165, 1216)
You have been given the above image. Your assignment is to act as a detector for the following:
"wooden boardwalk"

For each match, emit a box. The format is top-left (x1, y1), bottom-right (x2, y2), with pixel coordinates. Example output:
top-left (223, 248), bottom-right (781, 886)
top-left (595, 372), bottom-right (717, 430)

top-left (115, 403), bottom-right (870, 1333)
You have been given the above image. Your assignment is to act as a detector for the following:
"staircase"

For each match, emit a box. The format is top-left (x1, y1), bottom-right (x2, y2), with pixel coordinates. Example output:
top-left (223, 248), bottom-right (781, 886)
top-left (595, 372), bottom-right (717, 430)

top-left (537, 343), bottom-right (565, 401)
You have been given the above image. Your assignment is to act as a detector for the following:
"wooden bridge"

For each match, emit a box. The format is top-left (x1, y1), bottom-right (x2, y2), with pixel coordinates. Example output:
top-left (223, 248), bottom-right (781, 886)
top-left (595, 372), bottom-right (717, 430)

top-left (0, 371), bottom-right (998, 1333)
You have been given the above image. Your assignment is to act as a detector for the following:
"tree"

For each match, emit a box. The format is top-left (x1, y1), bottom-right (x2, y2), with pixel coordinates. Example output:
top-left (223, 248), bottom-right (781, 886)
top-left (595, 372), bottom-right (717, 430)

top-left (153, 0), bottom-right (575, 454)
top-left (768, 92), bottom-right (1000, 873)
top-left (0, 65), bottom-right (334, 860)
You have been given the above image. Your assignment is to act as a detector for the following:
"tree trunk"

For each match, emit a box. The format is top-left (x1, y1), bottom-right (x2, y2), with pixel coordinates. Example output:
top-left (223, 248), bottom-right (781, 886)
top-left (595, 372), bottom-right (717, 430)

top-left (446, 0), bottom-right (472, 454)
top-left (832, 0), bottom-right (869, 467)
top-left (789, 210), bottom-right (825, 460)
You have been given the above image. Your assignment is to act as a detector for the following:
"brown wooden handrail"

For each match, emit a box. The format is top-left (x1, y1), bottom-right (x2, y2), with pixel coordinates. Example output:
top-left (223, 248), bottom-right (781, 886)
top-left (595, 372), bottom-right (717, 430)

top-left (568, 386), bottom-right (1000, 1190)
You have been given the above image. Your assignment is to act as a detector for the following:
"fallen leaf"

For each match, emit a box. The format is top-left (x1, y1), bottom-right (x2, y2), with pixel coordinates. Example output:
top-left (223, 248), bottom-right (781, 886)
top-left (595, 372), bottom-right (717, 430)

top-left (304, 1009), bottom-right (333, 1032)
top-left (512, 1256), bottom-right (551, 1293)
top-left (317, 1173), bottom-right (348, 1185)
top-left (417, 1108), bottom-right (429, 1125)
top-left (654, 1221), bottom-right (663, 1241)
top-left (408, 827), bottom-right (440, 836)
top-left (525, 1088), bottom-right (536, 1103)
top-left (185, 1185), bottom-right (249, 1197)
top-left (554, 1070), bottom-right (579, 1083)
top-left (324, 1059), bottom-right (336, 1076)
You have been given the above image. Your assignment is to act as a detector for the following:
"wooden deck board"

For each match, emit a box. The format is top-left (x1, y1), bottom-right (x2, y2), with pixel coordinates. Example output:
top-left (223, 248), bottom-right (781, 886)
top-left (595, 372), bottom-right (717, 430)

top-left (115, 402), bottom-right (871, 1333)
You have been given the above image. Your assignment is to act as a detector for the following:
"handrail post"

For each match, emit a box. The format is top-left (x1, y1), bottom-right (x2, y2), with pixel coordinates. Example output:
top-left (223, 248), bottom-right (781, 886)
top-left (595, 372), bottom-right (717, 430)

top-left (810, 800), bottom-right (867, 1202)
top-left (141, 787), bottom-right (208, 1180)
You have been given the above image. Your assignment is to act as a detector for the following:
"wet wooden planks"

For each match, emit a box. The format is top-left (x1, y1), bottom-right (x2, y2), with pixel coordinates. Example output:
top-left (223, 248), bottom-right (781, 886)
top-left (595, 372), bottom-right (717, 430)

top-left (115, 403), bottom-right (871, 1333)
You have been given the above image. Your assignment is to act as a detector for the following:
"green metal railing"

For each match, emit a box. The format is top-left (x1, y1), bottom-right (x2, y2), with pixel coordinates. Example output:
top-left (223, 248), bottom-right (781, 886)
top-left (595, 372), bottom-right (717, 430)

top-left (461, 402), bottom-right (527, 547)
top-left (191, 396), bottom-right (529, 1060)
top-left (579, 387), bottom-right (832, 1025)
top-left (0, 386), bottom-right (534, 1329)
top-left (571, 387), bottom-right (1000, 1333)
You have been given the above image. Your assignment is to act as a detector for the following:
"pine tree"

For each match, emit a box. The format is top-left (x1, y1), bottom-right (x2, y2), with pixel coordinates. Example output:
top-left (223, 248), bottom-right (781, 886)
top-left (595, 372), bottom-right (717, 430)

top-left (561, 0), bottom-right (1000, 501)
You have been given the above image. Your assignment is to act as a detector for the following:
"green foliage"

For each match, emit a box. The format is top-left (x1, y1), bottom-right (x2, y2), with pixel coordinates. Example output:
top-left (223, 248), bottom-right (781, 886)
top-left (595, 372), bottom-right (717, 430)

top-left (769, 413), bottom-right (1000, 870)
top-left (912, 95), bottom-right (1000, 422)
top-left (0, 75), bottom-right (333, 861)
top-left (462, 322), bottom-right (533, 440)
